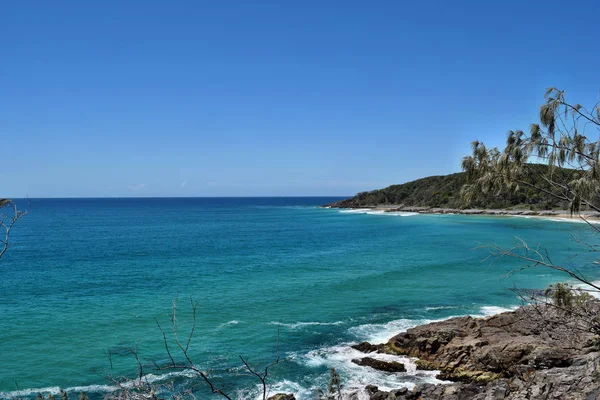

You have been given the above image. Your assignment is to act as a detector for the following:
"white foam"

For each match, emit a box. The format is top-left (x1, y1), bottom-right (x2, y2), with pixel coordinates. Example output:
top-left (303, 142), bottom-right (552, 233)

top-left (0, 370), bottom-right (201, 399)
top-left (218, 320), bottom-right (241, 328)
top-left (296, 343), bottom-right (444, 399)
top-left (348, 318), bottom-right (434, 344)
top-left (572, 280), bottom-right (600, 299)
top-left (539, 216), bottom-right (600, 224)
top-left (424, 305), bottom-right (460, 311)
top-left (475, 306), bottom-right (518, 317)
top-left (269, 321), bottom-right (345, 330)
top-left (338, 209), bottom-right (419, 217)
top-left (385, 212), bottom-right (419, 217)
top-left (0, 384), bottom-right (114, 398)
top-left (238, 379), bottom-right (315, 400)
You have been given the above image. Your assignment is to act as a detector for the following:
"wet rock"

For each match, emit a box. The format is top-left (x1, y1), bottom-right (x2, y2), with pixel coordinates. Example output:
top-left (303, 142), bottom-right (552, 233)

top-left (365, 385), bottom-right (379, 395)
top-left (351, 357), bottom-right (406, 372)
top-left (390, 387), bottom-right (408, 397)
top-left (267, 394), bottom-right (295, 400)
top-left (351, 341), bottom-right (380, 353)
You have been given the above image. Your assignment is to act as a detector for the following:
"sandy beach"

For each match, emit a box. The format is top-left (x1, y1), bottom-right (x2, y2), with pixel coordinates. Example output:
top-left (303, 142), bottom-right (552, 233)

top-left (326, 204), bottom-right (600, 223)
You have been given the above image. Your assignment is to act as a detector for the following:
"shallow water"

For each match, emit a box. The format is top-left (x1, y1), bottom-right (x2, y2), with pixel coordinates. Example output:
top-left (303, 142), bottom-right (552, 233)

top-left (1, 198), bottom-right (598, 399)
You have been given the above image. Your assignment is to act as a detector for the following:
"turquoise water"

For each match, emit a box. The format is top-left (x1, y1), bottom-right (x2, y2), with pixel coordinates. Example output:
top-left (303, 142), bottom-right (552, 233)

top-left (1, 198), bottom-right (598, 399)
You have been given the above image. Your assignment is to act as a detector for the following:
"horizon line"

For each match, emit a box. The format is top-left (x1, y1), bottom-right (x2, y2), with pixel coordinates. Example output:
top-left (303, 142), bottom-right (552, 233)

top-left (5, 195), bottom-right (351, 200)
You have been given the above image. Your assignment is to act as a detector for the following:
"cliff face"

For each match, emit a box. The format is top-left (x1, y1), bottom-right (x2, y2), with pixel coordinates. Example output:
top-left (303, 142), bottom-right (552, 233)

top-left (350, 303), bottom-right (600, 400)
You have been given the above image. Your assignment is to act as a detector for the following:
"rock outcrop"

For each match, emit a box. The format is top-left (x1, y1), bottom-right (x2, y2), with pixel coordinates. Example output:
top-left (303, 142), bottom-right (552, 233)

top-left (352, 303), bottom-right (600, 399)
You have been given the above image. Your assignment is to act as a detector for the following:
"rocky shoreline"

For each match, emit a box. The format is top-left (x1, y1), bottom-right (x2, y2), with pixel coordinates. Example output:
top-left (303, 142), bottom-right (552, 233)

top-left (271, 303), bottom-right (600, 400)
top-left (352, 303), bottom-right (600, 399)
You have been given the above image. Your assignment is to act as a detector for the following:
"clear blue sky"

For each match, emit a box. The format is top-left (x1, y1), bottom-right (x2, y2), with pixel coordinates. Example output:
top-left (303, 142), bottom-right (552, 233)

top-left (2, 1), bottom-right (599, 197)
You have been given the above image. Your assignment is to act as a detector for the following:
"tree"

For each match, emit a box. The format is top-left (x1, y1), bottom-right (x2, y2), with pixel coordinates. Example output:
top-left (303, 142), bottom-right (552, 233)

top-left (0, 198), bottom-right (27, 260)
top-left (461, 88), bottom-right (600, 333)
top-left (462, 88), bottom-right (600, 214)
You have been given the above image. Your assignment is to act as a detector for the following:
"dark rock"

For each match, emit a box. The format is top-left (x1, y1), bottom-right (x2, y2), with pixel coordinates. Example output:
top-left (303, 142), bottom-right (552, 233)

top-left (267, 394), bottom-right (295, 400)
top-left (369, 391), bottom-right (390, 400)
top-left (390, 387), bottom-right (408, 397)
top-left (365, 385), bottom-right (379, 394)
top-left (351, 341), bottom-right (380, 353)
top-left (352, 357), bottom-right (406, 372)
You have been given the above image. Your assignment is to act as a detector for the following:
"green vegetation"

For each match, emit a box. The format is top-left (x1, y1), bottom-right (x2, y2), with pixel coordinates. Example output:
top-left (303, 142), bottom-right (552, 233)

top-left (544, 283), bottom-right (593, 308)
top-left (326, 164), bottom-right (578, 210)
top-left (462, 88), bottom-right (600, 215)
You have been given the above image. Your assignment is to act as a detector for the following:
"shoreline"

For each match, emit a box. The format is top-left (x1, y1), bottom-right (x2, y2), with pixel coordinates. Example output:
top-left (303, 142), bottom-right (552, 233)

top-left (324, 205), bottom-right (600, 223)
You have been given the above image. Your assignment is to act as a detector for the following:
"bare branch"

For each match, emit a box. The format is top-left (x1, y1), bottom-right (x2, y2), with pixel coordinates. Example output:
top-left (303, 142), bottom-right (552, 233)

top-left (0, 199), bottom-right (28, 260)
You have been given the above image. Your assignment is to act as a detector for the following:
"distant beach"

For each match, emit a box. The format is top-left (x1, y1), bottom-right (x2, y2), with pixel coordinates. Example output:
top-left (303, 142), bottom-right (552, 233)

top-left (324, 204), bottom-right (600, 224)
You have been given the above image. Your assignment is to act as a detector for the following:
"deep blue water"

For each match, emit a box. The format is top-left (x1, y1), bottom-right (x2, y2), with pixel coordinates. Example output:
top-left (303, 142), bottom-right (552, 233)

top-left (1, 197), bottom-right (598, 399)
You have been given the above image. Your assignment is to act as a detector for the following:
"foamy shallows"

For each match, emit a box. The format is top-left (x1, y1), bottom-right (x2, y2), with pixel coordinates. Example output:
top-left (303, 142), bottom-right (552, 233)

top-left (337, 209), bottom-right (419, 217)
top-left (0, 370), bottom-right (198, 399)
top-left (539, 216), bottom-right (600, 224)
top-left (295, 344), bottom-right (443, 398)
top-left (349, 318), bottom-right (432, 344)
top-left (475, 306), bottom-right (519, 317)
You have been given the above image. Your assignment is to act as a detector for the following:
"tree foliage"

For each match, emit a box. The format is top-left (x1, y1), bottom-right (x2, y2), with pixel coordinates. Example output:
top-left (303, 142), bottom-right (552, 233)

top-left (462, 88), bottom-right (600, 214)
top-left (327, 165), bottom-right (577, 210)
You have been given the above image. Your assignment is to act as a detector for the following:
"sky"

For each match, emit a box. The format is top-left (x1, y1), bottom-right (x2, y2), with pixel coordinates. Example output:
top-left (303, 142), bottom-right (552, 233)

top-left (2, 0), bottom-right (599, 197)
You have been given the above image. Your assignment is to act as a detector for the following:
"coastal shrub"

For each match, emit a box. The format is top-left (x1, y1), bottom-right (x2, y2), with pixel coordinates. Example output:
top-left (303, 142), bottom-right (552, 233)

top-left (544, 283), bottom-right (593, 308)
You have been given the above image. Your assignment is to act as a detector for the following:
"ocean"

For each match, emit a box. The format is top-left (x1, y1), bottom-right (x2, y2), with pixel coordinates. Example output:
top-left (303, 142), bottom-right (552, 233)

top-left (1, 197), bottom-right (598, 399)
